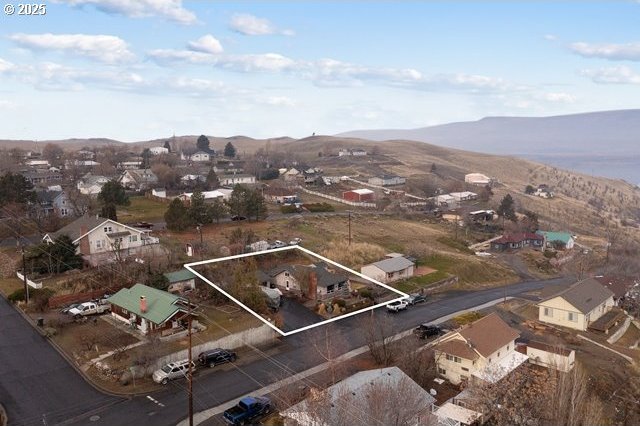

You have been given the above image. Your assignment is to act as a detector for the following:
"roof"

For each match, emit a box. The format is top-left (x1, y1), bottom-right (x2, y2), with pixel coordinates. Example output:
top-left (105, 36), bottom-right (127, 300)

top-left (369, 256), bottom-right (414, 273)
top-left (494, 232), bottom-right (543, 244)
top-left (164, 269), bottom-right (196, 283)
top-left (377, 174), bottom-right (403, 180)
top-left (108, 283), bottom-right (186, 325)
top-left (36, 190), bottom-right (63, 204)
top-left (435, 339), bottom-right (479, 360)
top-left (524, 340), bottom-right (573, 357)
top-left (595, 275), bottom-right (638, 298)
top-left (539, 278), bottom-right (614, 314)
top-left (457, 313), bottom-right (520, 358)
top-left (50, 215), bottom-right (107, 241)
top-left (435, 402), bottom-right (483, 425)
top-left (268, 262), bottom-right (348, 288)
top-left (281, 367), bottom-right (435, 426)
top-left (472, 351), bottom-right (529, 383)
top-left (349, 188), bottom-right (374, 195)
top-left (536, 231), bottom-right (574, 244)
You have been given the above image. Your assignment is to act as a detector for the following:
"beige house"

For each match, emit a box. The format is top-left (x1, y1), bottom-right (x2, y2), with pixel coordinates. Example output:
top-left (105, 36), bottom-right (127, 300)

top-left (434, 313), bottom-right (526, 386)
top-left (360, 255), bottom-right (415, 284)
top-left (537, 278), bottom-right (615, 331)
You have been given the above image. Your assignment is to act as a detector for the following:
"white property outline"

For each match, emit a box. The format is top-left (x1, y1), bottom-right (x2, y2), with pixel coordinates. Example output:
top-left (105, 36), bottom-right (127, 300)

top-left (184, 245), bottom-right (409, 336)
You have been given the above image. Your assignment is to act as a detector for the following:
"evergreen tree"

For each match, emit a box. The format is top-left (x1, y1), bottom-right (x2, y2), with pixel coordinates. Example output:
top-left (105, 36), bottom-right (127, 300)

top-left (227, 185), bottom-right (249, 217)
top-left (141, 148), bottom-right (151, 168)
top-left (246, 189), bottom-right (268, 221)
top-left (98, 180), bottom-right (129, 206)
top-left (224, 142), bottom-right (237, 158)
top-left (209, 198), bottom-right (228, 224)
top-left (146, 270), bottom-right (169, 289)
top-left (100, 203), bottom-right (118, 221)
top-left (0, 172), bottom-right (36, 205)
top-left (497, 194), bottom-right (517, 222)
top-left (188, 191), bottom-right (213, 224)
top-left (206, 168), bottom-right (220, 189)
top-left (25, 235), bottom-right (83, 274)
top-left (163, 140), bottom-right (172, 153)
top-left (525, 185), bottom-right (535, 195)
top-left (164, 198), bottom-right (190, 231)
top-left (197, 135), bottom-right (210, 152)
top-left (430, 163), bottom-right (437, 173)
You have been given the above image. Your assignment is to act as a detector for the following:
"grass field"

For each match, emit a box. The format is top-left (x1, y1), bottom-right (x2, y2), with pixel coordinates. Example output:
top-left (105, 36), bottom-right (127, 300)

top-left (117, 196), bottom-right (168, 222)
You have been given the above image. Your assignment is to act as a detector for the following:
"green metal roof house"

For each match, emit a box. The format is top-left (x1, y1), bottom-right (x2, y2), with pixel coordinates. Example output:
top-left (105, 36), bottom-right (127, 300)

top-left (536, 231), bottom-right (575, 250)
top-left (107, 284), bottom-right (194, 335)
top-left (163, 269), bottom-right (197, 294)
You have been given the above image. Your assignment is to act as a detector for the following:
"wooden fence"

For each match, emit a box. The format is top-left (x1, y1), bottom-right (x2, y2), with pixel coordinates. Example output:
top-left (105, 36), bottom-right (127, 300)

top-left (48, 286), bottom-right (124, 308)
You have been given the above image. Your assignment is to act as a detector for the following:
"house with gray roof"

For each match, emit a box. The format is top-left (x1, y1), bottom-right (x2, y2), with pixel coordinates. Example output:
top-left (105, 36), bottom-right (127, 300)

top-left (262, 262), bottom-right (350, 300)
top-left (360, 255), bottom-right (415, 284)
top-left (35, 190), bottom-right (71, 217)
top-left (537, 278), bottom-right (615, 331)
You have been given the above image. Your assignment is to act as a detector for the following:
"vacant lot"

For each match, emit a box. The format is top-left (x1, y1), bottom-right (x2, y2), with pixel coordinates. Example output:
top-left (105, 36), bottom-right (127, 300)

top-left (117, 196), bottom-right (168, 223)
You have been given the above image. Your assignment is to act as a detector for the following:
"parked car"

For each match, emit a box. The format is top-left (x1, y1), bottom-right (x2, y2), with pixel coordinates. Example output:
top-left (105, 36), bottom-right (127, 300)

top-left (413, 324), bottom-right (444, 339)
top-left (407, 294), bottom-right (427, 305)
top-left (135, 221), bottom-right (154, 229)
top-left (198, 348), bottom-right (237, 368)
top-left (386, 300), bottom-right (409, 313)
top-left (153, 360), bottom-right (196, 385)
top-left (223, 396), bottom-right (272, 425)
top-left (60, 303), bottom-right (81, 314)
top-left (270, 240), bottom-right (286, 249)
top-left (68, 301), bottom-right (110, 319)
top-left (231, 215), bottom-right (247, 221)
top-left (289, 237), bottom-right (302, 245)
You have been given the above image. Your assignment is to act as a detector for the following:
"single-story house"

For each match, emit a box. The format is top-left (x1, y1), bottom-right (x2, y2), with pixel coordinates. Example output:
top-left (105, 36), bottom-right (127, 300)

top-left (342, 189), bottom-right (374, 202)
top-left (190, 151), bottom-right (211, 162)
top-left (163, 269), bottom-right (197, 294)
top-left (450, 191), bottom-right (478, 202)
top-left (595, 275), bottom-right (639, 304)
top-left (26, 159), bottom-right (50, 168)
top-left (149, 146), bottom-right (169, 155)
top-left (281, 367), bottom-right (435, 426)
top-left (219, 174), bottom-right (256, 186)
top-left (180, 174), bottom-right (206, 183)
top-left (537, 278), bottom-right (615, 331)
top-left (117, 160), bottom-right (142, 170)
top-left (435, 194), bottom-right (456, 206)
top-left (43, 215), bottom-right (160, 266)
top-left (368, 175), bottom-right (406, 186)
top-left (491, 233), bottom-right (544, 251)
top-left (516, 340), bottom-right (575, 372)
top-left (361, 255), bottom-right (415, 284)
top-left (108, 284), bottom-right (196, 335)
top-left (464, 173), bottom-right (492, 186)
top-left (536, 231), bottom-right (575, 250)
top-left (151, 188), bottom-right (167, 198)
top-left (264, 187), bottom-right (298, 204)
top-left (266, 262), bottom-right (350, 300)
top-left (469, 210), bottom-right (495, 222)
top-left (283, 168), bottom-right (301, 181)
top-left (434, 313), bottom-right (526, 386)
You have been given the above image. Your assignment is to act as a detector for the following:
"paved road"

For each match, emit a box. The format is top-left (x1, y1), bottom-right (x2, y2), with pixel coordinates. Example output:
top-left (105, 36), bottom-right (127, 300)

top-left (0, 296), bottom-right (120, 426)
top-left (63, 276), bottom-right (571, 426)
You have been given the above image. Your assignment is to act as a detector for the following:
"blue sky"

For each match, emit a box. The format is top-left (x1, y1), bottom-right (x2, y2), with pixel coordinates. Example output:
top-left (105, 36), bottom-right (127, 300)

top-left (1, 1), bottom-right (639, 141)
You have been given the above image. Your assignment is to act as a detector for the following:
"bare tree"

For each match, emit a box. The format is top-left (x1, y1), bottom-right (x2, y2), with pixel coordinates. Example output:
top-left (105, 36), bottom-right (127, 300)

top-left (360, 312), bottom-right (397, 366)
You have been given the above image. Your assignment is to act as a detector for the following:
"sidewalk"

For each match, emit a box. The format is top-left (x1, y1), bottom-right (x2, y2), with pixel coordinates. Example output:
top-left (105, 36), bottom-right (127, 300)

top-left (177, 297), bottom-right (512, 426)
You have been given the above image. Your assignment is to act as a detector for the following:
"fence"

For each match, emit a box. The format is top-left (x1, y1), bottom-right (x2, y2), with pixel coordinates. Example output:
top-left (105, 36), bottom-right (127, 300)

top-left (16, 272), bottom-right (42, 289)
top-left (152, 323), bottom-right (278, 370)
top-left (48, 286), bottom-right (124, 308)
top-left (298, 187), bottom-right (377, 208)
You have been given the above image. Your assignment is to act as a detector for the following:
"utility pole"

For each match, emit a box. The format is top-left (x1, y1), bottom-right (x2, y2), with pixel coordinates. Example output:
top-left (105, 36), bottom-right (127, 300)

top-left (196, 225), bottom-right (203, 261)
top-left (348, 211), bottom-right (352, 246)
top-left (187, 299), bottom-right (194, 426)
top-left (21, 245), bottom-right (29, 304)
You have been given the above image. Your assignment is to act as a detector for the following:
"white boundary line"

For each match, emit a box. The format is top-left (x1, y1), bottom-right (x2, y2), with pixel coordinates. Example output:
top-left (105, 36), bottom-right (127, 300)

top-left (184, 245), bottom-right (409, 337)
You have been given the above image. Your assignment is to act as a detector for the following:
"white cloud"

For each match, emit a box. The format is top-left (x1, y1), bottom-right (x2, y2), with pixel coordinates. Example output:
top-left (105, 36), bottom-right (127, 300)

top-left (0, 100), bottom-right (15, 109)
top-left (544, 34), bottom-right (557, 41)
top-left (0, 58), bottom-right (15, 72)
top-left (569, 41), bottom-right (640, 61)
top-left (147, 49), bottom-right (217, 64)
top-left (229, 13), bottom-right (294, 36)
top-left (540, 92), bottom-right (576, 103)
top-left (9, 33), bottom-right (134, 64)
top-left (263, 96), bottom-right (296, 107)
top-left (581, 66), bottom-right (640, 84)
top-left (166, 77), bottom-right (230, 97)
top-left (187, 35), bottom-right (223, 54)
top-left (148, 49), bottom-right (297, 72)
top-left (55, 0), bottom-right (197, 25)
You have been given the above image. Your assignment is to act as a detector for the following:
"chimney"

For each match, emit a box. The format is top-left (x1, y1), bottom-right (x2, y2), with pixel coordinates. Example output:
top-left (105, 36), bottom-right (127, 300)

top-left (140, 296), bottom-right (147, 313)
top-left (308, 272), bottom-right (318, 300)
top-left (79, 225), bottom-right (90, 255)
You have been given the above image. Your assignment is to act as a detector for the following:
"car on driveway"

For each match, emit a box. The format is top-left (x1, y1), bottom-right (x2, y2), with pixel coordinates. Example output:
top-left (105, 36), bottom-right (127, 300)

top-left (270, 240), bottom-right (286, 249)
top-left (198, 348), bottom-right (237, 368)
top-left (407, 294), bottom-right (427, 305)
top-left (231, 215), bottom-right (247, 221)
top-left (153, 360), bottom-right (195, 385)
top-left (386, 300), bottom-right (409, 313)
top-left (413, 324), bottom-right (444, 339)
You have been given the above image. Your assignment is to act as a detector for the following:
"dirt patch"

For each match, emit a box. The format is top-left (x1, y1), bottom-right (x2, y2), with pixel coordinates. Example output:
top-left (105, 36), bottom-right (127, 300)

top-left (414, 266), bottom-right (436, 276)
top-left (616, 323), bottom-right (640, 349)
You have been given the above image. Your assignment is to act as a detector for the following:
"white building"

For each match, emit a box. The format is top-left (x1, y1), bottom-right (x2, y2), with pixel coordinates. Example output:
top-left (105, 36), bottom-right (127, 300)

top-left (361, 256), bottom-right (415, 284)
top-left (149, 146), bottom-right (169, 155)
top-left (464, 173), bottom-right (492, 186)
top-left (368, 175), bottom-right (406, 186)
top-left (220, 174), bottom-right (256, 186)
top-left (77, 174), bottom-right (110, 195)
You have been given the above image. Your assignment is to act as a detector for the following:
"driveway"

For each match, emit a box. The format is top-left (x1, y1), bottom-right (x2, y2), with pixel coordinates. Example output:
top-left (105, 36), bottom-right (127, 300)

top-left (0, 296), bottom-right (120, 426)
top-left (278, 297), bottom-right (325, 333)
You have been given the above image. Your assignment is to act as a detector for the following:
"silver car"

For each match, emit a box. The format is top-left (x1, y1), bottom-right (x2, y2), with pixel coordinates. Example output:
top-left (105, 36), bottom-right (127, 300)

top-left (153, 360), bottom-right (195, 385)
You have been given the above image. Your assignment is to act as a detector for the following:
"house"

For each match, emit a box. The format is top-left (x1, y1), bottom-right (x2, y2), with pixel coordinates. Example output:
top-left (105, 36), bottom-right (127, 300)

top-left (338, 148), bottom-right (367, 157)
top-left (464, 173), bottom-right (492, 186)
top-left (219, 174), bottom-right (256, 186)
top-left (264, 187), bottom-right (298, 204)
top-left (26, 159), bottom-right (50, 168)
top-left (281, 367), bottom-right (435, 426)
top-left (108, 284), bottom-right (196, 336)
top-left (595, 276), bottom-right (640, 305)
top-left (67, 160), bottom-right (101, 168)
top-left (534, 184), bottom-right (554, 198)
top-left (77, 150), bottom-right (95, 160)
top-left (342, 189), bottom-right (374, 202)
top-left (536, 231), bottom-right (575, 250)
top-left (119, 169), bottom-right (158, 191)
top-left (368, 175), bottom-right (406, 186)
top-left (151, 188), bottom-right (167, 198)
top-left (214, 160), bottom-right (245, 174)
top-left (284, 168), bottom-right (301, 181)
top-left (21, 169), bottom-right (62, 185)
top-left (180, 174), bottom-right (206, 184)
top-left (516, 340), bottom-right (575, 372)
top-left (450, 191), bottom-right (478, 202)
top-left (189, 151), bottom-right (211, 162)
top-left (42, 215), bottom-right (160, 266)
top-left (163, 269), bottom-right (197, 294)
top-left (266, 262), bottom-right (350, 300)
top-left (434, 313), bottom-right (527, 385)
top-left (149, 146), bottom-right (169, 155)
top-left (491, 233), bottom-right (544, 251)
top-left (117, 160), bottom-right (142, 170)
top-left (361, 256), bottom-right (415, 284)
top-left (537, 278), bottom-right (615, 331)
top-left (35, 190), bottom-right (71, 217)
top-left (435, 194), bottom-right (456, 207)
top-left (469, 210), bottom-right (495, 223)
top-left (178, 189), bottom-right (231, 203)
top-left (77, 174), bottom-right (110, 195)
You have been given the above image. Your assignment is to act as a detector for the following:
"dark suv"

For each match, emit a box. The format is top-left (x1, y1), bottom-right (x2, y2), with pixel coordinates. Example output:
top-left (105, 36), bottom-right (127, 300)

top-left (198, 348), bottom-right (237, 368)
top-left (412, 324), bottom-right (443, 339)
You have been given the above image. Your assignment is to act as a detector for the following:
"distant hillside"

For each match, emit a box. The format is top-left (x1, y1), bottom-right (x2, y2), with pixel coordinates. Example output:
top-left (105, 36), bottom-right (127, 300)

top-left (338, 109), bottom-right (640, 156)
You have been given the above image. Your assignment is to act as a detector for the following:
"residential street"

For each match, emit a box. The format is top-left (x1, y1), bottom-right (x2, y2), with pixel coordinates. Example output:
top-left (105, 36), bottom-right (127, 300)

top-left (50, 276), bottom-right (570, 426)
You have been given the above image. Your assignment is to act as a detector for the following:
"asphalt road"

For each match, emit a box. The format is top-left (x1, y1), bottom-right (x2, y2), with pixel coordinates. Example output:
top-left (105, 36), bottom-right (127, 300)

top-left (60, 275), bottom-right (571, 426)
top-left (0, 296), bottom-right (120, 426)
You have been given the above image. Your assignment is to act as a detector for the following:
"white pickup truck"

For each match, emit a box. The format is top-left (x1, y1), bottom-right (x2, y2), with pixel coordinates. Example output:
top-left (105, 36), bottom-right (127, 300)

top-left (68, 301), bottom-right (111, 318)
top-left (386, 300), bottom-right (409, 313)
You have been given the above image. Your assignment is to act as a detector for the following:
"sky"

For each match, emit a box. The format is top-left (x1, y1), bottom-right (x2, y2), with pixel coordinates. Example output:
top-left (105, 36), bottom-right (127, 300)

top-left (1, 1), bottom-right (640, 141)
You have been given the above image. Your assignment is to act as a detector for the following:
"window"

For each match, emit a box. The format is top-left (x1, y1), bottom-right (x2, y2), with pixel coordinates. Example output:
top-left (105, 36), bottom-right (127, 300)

top-left (438, 367), bottom-right (446, 375)
top-left (327, 285), bottom-right (335, 293)
top-left (60, 208), bottom-right (68, 217)
top-left (446, 354), bottom-right (461, 363)
top-left (122, 309), bottom-right (128, 315)
top-left (103, 226), bottom-right (113, 233)
top-left (129, 235), bottom-right (138, 243)
top-left (568, 312), bottom-right (578, 322)
top-left (96, 240), bottom-right (102, 249)
top-left (544, 307), bottom-right (553, 317)
top-left (461, 367), bottom-right (469, 372)
top-left (446, 354), bottom-right (453, 361)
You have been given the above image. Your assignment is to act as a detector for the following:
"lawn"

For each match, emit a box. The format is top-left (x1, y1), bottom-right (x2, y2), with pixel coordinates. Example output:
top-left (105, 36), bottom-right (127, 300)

top-left (0, 277), bottom-right (23, 297)
top-left (117, 196), bottom-right (168, 223)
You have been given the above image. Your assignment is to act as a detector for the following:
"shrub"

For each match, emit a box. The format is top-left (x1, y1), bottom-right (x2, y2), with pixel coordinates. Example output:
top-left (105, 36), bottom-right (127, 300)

top-left (8, 287), bottom-right (55, 306)
top-left (358, 289), bottom-right (374, 300)
top-left (331, 298), bottom-right (347, 308)
top-left (304, 202), bottom-right (335, 212)
top-left (280, 205), bottom-right (298, 214)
